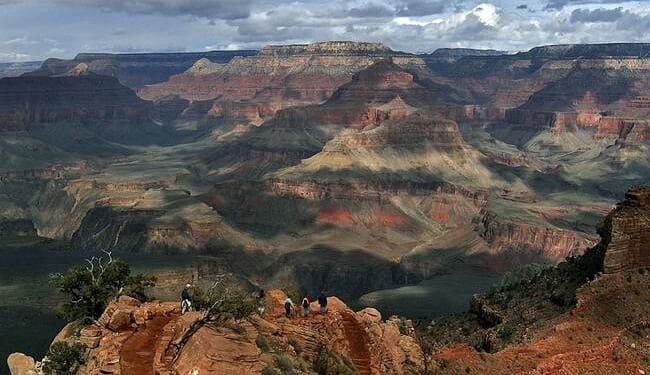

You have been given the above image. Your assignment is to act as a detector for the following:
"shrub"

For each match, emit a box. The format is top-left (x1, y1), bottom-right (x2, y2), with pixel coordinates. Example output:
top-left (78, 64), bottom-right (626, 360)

top-left (50, 254), bottom-right (156, 321)
top-left (193, 283), bottom-right (257, 324)
top-left (42, 342), bottom-right (86, 375)
top-left (288, 336), bottom-right (302, 354)
top-left (262, 366), bottom-right (280, 375)
top-left (277, 354), bottom-right (294, 375)
top-left (499, 325), bottom-right (513, 342)
top-left (256, 335), bottom-right (271, 352)
top-left (126, 273), bottom-right (157, 302)
top-left (313, 343), bottom-right (330, 375)
top-left (312, 343), bottom-right (358, 375)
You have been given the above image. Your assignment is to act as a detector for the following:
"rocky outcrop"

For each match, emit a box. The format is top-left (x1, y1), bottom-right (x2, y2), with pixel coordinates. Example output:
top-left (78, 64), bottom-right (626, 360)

top-left (27, 50), bottom-right (257, 88)
top-left (6, 353), bottom-right (38, 375)
top-left (426, 186), bottom-right (650, 374)
top-left (602, 186), bottom-right (650, 273)
top-left (15, 291), bottom-right (423, 375)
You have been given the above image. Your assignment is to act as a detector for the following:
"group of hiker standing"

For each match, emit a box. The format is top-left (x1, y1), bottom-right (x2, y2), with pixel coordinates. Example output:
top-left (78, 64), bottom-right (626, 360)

top-left (283, 292), bottom-right (328, 318)
top-left (181, 284), bottom-right (328, 318)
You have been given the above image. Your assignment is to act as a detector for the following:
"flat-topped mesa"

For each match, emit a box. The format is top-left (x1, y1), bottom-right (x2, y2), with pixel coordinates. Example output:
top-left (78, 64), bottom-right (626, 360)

top-left (602, 186), bottom-right (650, 273)
top-left (27, 50), bottom-right (256, 88)
top-left (520, 42), bottom-right (650, 60)
top-left (259, 41), bottom-right (396, 56)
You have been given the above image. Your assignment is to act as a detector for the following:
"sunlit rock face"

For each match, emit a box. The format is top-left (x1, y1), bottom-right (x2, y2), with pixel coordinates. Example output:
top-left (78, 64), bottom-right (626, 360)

top-left (14, 291), bottom-right (423, 375)
top-left (603, 186), bottom-right (650, 273)
top-left (501, 60), bottom-right (650, 145)
top-left (138, 42), bottom-right (427, 126)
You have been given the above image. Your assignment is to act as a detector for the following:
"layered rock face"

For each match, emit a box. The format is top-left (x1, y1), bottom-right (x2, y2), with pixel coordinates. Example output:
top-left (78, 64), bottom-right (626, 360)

top-left (475, 209), bottom-right (597, 263)
top-left (13, 292), bottom-right (423, 375)
top-left (0, 73), bottom-right (150, 132)
top-left (26, 50), bottom-right (256, 88)
top-left (603, 186), bottom-right (650, 273)
top-left (502, 61), bottom-right (650, 144)
top-left (70, 188), bottom-right (228, 253)
top-left (222, 59), bottom-right (467, 176)
top-left (138, 42), bottom-right (427, 126)
top-left (426, 186), bottom-right (650, 374)
top-left (205, 58), bottom-right (598, 273)
top-left (429, 43), bottom-right (650, 112)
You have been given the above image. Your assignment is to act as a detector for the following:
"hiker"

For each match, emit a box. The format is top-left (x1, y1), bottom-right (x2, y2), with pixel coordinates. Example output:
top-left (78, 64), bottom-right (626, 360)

top-left (181, 283), bottom-right (193, 314)
top-left (258, 289), bottom-right (266, 316)
top-left (284, 297), bottom-right (294, 318)
top-left (301, 295), bottom-right (311, 317)
top-left (318, 292), bottom-right (328, 314)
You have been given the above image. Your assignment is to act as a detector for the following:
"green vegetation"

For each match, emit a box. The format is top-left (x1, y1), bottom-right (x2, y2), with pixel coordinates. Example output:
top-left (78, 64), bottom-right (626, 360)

top-left (287, 336), bottom-right (302, 354)
top-left (313, 343), bottom-right (359, 375)
top-left (277, 354), bottom-right (295, 375)
top-left (192, 280), bottom-right (256, 324)
top-left (262, 366), bottom-right (280, 375)
top-left (49, 252), bottom-right (157, 321)
top-left (42, 342), bottom-right (86, 375)
top-left (256, 335), bottom-right (271, 352)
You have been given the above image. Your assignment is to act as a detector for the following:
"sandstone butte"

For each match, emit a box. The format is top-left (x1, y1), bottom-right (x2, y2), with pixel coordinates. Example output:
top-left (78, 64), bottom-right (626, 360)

top-left (7, 186), bottom-right (650, 375)
top-left (137, 41), bottom-right (427, 126)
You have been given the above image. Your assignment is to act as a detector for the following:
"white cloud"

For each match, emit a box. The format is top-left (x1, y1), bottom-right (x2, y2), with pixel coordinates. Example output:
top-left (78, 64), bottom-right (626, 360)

top-left (0, 0), bottom-right (649, 62)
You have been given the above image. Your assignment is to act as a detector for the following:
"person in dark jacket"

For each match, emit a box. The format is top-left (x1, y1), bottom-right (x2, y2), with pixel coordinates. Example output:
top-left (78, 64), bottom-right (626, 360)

top-left (284, 297), bottom-right (294, 318)
top-left (301, 296), bottom-right (311, 317)
top-left (317, 292), bottom-right (328, 314)
top-left (181, 284), bottom-right (193, 314)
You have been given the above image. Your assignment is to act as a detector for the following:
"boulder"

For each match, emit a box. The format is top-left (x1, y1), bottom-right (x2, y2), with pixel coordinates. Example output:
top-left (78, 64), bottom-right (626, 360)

top-left (357, 307), bottom-right (382, 324)
top-left (106, 308), bottom-right (134, 332)
top-left (7, 353), bottom-right (38, 375)
top-left (79, 325), bottom-right (102, 349)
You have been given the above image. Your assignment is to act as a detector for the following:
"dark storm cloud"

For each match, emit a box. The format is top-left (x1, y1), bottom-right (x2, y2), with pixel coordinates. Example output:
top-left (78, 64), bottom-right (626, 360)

top-left (347, 3), bottom-right (395, 18)
top-left (545, 0), bottom-right (650, 10)
top-left (394, 0), bottom-right (449, 16)
top-left (570, 7), bottom-right (624, 22)
top-left (54, 0), bottom-right (252, 19)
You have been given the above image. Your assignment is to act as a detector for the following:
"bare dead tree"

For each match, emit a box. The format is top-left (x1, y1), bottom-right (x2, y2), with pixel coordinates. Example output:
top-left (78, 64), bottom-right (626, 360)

top-left (170, 273), bottom-right (257, 364)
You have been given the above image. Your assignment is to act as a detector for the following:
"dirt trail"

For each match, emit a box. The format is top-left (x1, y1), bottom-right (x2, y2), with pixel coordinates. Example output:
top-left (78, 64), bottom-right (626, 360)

top-left (340, 311), bottom-right (372, 375)
top-left (120, 314), bottom-right (177, 375)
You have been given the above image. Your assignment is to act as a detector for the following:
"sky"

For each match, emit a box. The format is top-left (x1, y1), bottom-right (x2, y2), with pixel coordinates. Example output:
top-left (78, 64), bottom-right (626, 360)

top-left (1, 0), bottom-right (649, 62)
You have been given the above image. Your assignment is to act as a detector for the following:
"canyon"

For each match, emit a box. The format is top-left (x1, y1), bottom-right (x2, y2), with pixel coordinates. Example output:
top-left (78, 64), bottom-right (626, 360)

top-left (7, 186), bottom-right (649, 375)
top-left (0, 41), bottom-right (649, 374)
